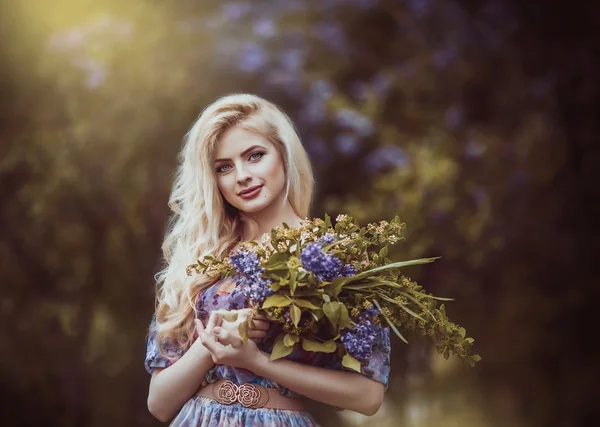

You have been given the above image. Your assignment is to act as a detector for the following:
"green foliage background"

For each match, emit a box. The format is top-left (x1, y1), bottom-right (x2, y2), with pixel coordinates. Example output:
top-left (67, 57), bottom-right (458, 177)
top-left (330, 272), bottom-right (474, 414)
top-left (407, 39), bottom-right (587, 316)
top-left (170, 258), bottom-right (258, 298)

top-left (1, 1), bottom-right (597, 426)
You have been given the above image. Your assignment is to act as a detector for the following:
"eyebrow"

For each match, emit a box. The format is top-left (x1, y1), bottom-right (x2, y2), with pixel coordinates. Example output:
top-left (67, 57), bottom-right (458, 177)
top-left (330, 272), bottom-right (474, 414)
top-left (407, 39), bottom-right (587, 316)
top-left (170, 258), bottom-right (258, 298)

top-left (214, 145), bottom-right (266, 163)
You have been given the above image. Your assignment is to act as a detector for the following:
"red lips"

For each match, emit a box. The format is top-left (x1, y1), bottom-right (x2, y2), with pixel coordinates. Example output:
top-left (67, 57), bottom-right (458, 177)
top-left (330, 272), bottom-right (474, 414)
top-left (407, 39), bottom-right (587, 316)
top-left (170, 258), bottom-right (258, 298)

top-left (237, 185), bottom-right (263, 196)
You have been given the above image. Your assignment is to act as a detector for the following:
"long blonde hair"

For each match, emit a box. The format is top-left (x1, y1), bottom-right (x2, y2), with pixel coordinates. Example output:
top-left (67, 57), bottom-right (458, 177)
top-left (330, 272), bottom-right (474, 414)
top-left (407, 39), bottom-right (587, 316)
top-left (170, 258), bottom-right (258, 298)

top-left (154, 93), bottom-right (315, 356)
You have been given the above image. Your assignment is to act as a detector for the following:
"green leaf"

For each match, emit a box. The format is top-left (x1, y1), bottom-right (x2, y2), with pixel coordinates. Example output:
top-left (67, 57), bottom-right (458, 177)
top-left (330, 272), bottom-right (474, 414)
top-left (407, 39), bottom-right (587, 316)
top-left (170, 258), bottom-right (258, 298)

top-left (263, 294), bottom-right (291, 308)
top-left (271, 339), bottom-right (294, 360)
top-left (308, 309), bottom-right (324, 322)
top-left (322, 294), bottom-right (330, 303)
top-left (326, 277), bottom-right (348, 296)
top-left (283, 333), bottom-right (300, 347)
top-left (238, 322), bottom-right (248, 344)
top-left (323, 301), bottom-right (341, 326)
top-left (397, 303), bottom-right (426, 322)
top-left (471, 354), bottom-right (482, 362)
top-left (339, 304), bottom-right (353, 329)
top-left (289, 269), bottom-right (297, 296)
top-left (342, 353), bottom-right (362, 373)
top-left (265, 252), bottom-right (289, 268)
top-left (372, 299), bottom-right (409, 344)
top-left (408, 289), bottom-right (454, 301)
top-left (292, 299), bottom-right (320, 309)
top-left (290, 304), bottom-right (301, 327)
top-left (400, 291), bottom-right (436, 320)
top-left (345, 257), bottom-right (440, 283)
top-left (379, 246), bottom-right (388, 259)
top-left (301, 339), bottom-right (337, 353)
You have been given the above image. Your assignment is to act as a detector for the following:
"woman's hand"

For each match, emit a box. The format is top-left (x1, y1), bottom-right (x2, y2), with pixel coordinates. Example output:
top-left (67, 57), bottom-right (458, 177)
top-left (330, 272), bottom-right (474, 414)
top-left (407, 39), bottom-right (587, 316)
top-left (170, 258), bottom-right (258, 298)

top-left (194, 311), bottom-right (263, 370)
top-left (247, 313), bottom-right (271, 343)
top-left (210, 308), bottom-right (272, 344)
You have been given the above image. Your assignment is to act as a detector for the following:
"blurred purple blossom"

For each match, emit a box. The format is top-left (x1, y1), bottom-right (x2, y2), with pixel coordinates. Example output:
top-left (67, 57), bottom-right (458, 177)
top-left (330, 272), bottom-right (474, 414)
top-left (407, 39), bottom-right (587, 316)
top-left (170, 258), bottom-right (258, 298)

top-left (472, 187), bottom-right (487, 206)
top-left (314, 22), bottom-right (350, 54)
top-left (465, 139), bottom-right (486, 158)
top-left (372, 73), bottom-right (391, 97)
top-left (238, 43), bottom-right (268, 72)
top-left (365, 145), bottom-right (408, 172)
top-left (335, 134), bottom-right (360, 155)
top-left (221, 3), bottom-right (251, 20)
top-left (279, 49), bottom-right (304, 71)
top-left (311, 80), bottom-right (334, 100)
top-left (254, 19), bottom-right (276, 38)
top-left (405, 0), bottom-right (430, 17)
top-left (335, 109), bottom-right (374, 137)
top-left (433, 48), bottom-right (455, 69)
top-left (445, 105), bottom-right (463, 129)
top-left (301, 98), bottom-right (326, 124)
top-left (351, 82), bottom-right (369, 102)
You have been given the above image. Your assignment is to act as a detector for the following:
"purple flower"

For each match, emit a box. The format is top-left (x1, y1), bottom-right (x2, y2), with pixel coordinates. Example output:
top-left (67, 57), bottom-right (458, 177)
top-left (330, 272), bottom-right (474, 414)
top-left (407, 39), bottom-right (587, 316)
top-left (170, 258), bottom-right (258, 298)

top-left (341, 264), bottom-right (358, 277)
top-left (341, 320), bottom-right (382, 361)
top-left (229, 250), bottom-right (273, 305)
top-left (242, 273), bottom-right (274, 305)
top-left (358, 306), bottom-right (379, 321)
top-left (229, 250), bottom-right (261, 275)
top-left (317, 233), bottom-right (337, 246)
top-left (300, 243), bottom-right (342, 282)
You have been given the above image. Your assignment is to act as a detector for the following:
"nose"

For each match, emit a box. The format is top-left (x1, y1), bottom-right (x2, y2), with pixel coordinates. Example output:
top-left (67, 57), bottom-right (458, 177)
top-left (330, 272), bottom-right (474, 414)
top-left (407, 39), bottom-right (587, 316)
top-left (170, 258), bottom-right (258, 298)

top-left (236, 164), bottom-right (252, 185)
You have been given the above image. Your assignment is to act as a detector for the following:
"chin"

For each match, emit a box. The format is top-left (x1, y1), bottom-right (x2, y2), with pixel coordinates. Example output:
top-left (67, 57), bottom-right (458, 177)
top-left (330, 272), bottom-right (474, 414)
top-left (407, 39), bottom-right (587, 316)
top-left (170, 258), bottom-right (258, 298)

top-left (238, 199), bottom-right (272, 213)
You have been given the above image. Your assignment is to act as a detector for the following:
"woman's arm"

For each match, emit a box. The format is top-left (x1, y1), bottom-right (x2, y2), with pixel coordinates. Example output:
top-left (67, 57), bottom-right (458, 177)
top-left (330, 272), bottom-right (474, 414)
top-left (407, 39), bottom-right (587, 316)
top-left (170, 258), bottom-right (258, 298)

top-left (147, 340), bottom-right (214, 422)
top-left (198, 319), bottom-right (385, 416)
top-left (147, 314), bottom-right (221, 422)
top-left (249, 350), bottom-right (385, 416)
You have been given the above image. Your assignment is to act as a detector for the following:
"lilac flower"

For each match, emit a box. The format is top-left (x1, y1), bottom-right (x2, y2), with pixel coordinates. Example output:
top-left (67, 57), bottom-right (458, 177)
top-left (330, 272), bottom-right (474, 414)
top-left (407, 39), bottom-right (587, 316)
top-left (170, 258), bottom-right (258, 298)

top-left (317, 233), bottom-right (337, 246)
top-left (341, 320), bottom-right (382, 361)
top-left (282, 307), bottom-right (292, 324)
top-left (358, 306), bottom-right (379, 322)
top-left (229, 250), bottom-right (273, 305)
top-left (300, 243), bottom-right (342, 282)
top-left (229, 250), bottom-right (261, 276)
top-left (242, 273), bottom-right (274, 305)
top-left (341, 264), bottom-right (358, 277)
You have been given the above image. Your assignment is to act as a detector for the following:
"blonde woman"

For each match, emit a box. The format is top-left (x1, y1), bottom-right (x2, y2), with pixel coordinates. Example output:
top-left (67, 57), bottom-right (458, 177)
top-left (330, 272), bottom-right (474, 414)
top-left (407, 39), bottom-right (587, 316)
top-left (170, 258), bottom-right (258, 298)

top-left (145, 94), bottom-right (391, 426)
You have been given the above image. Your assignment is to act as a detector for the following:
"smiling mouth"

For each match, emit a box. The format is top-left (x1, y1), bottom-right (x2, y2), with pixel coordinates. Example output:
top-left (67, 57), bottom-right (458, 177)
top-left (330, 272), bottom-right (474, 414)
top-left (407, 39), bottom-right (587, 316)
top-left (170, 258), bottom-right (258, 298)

top-left (238, 185), bottom-right (263, 198)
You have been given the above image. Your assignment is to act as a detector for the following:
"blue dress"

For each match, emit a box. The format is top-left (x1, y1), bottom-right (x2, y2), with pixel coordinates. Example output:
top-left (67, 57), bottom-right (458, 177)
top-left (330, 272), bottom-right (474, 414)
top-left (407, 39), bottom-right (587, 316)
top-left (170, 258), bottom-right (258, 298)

top-left (145, 277), bottom-right (391, 426)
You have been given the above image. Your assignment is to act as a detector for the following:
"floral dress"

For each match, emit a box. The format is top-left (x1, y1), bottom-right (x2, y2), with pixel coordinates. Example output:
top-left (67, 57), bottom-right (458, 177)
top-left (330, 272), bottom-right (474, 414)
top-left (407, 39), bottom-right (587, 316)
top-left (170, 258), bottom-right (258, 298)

top-left (145, 277), bottom-right (391, 427)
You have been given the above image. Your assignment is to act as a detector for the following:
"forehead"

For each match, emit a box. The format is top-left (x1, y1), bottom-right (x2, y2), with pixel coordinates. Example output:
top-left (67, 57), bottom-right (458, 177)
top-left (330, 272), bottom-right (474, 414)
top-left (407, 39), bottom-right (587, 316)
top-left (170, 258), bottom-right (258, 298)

top-left (214, 125), bottom-right (272, 159)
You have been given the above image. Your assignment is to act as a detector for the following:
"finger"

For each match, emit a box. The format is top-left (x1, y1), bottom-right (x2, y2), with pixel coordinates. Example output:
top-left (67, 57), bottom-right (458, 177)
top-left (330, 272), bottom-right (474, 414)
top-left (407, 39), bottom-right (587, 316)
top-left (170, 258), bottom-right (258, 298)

top-left (213, 327), bottom-right (232, 345)
top-left (194, 319), bottom-right (205, 334)
top-left (250, 319), bottom-right (270, 331)
top-left (200, 331), bottom-right (219, 353)
top-left (248, 330), bottom-right (267, 340)
top-left (206, 311), bottom-right (220, 332)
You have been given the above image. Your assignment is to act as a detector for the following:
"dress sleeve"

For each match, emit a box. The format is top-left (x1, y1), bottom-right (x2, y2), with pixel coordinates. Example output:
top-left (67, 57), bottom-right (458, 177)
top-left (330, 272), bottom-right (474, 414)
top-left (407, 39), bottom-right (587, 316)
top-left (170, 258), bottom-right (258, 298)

top-left (144, 314), bottom-right (184, 375)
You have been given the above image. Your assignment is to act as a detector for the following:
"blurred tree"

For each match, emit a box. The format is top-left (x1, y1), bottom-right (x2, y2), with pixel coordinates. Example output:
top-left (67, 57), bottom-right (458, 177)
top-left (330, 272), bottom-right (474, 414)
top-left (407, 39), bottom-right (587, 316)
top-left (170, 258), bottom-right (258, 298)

top-left (1, 1), bottom-right (597, 426)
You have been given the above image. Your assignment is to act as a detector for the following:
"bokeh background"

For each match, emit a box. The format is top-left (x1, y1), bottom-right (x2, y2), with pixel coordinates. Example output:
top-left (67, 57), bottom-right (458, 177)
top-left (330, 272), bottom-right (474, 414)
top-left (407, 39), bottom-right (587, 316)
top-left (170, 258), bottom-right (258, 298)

top-left (1, 1), bottom-right (599, 426)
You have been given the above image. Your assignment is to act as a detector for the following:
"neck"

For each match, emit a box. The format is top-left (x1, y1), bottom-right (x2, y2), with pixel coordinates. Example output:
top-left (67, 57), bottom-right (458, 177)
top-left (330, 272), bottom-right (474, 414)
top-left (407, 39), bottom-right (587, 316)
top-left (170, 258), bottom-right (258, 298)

top-left (240, 195), bottom-right (304, 242)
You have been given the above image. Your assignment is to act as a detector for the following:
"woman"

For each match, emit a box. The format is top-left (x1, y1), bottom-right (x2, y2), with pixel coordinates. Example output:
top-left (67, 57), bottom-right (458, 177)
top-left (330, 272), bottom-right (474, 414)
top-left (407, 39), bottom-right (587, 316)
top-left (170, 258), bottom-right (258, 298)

top-left (145, 94), bottom-right (391, 426)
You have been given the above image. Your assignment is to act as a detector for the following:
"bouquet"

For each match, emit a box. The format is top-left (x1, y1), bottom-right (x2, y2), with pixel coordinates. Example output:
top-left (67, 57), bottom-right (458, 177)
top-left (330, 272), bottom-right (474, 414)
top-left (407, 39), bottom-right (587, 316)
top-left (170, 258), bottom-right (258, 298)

top-left (187, 214), bottom-right (480, 372)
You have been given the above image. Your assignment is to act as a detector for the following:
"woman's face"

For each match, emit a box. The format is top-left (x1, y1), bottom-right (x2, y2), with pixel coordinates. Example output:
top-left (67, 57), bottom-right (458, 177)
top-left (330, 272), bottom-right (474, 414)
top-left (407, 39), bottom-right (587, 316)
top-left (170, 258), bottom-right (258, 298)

top-left (214, 125), bottom-right (286, 214)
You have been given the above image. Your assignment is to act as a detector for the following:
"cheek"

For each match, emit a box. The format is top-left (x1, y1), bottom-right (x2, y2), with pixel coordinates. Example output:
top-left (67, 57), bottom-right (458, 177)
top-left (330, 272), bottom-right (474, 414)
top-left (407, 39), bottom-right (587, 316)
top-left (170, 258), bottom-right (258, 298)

top-left (265, 155), bottom-right (285, 182)
top-left (217, 176), bottom-right (233, 198)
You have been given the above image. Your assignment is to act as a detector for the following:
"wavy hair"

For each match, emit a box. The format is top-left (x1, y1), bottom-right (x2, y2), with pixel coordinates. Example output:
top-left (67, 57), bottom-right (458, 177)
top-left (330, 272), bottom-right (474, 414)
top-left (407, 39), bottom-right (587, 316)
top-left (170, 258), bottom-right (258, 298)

top-left (153, 94), bottom-right (315, 358)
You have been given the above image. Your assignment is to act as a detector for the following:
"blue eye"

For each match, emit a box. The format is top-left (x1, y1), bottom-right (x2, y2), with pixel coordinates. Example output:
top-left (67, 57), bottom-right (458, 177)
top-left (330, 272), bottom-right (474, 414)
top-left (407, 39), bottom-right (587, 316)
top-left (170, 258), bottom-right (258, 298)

top-left (249, 152), bottom-right (264, 161)
top-left (216, 164), bottom-right (231, 173)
